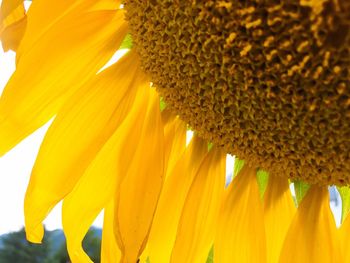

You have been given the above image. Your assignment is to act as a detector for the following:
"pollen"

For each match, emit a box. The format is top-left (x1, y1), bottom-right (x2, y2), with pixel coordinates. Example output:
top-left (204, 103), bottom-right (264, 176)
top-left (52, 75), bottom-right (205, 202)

top-left (125, 0), bottom-right (350, 185)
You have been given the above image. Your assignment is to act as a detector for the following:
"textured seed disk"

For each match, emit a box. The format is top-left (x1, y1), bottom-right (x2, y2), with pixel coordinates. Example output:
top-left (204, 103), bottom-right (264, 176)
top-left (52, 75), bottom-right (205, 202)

top-left (125, 0), bottom-right (350, 186)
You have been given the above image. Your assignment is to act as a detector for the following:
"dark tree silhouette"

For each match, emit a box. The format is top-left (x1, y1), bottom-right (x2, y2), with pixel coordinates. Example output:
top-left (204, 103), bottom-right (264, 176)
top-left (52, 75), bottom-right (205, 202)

top-left (0, 228), bottom-right (50, 263)
top-left (0, 227), bottom-right (102, 263)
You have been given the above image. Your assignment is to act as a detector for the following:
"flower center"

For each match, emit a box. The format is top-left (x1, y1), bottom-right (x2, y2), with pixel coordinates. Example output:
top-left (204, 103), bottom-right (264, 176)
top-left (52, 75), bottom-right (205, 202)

top-left (125, 0), bottom-right (350, 185)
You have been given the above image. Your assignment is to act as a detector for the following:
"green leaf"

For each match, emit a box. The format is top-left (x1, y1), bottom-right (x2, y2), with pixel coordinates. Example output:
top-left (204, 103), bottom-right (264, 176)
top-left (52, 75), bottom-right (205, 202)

top-left (120, 34), bottom-right (133, 49)
top-left (206, 246), bottom-right (214, 263)
top-left (293, 180), bottom-right (310, 205)
top-left (160, 97), bottom-right (166, 112)
top-left (337, 186), bottom-right (350, 223)
top-left (233, 158), bottom-right (244, 178)
top-left (256, 169), bottom-right (269, 199)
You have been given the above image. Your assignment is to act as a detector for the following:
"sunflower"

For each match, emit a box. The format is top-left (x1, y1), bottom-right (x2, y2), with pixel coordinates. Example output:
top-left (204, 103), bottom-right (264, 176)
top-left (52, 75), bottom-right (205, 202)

top-left (1, 0), bottom-right (350, 262)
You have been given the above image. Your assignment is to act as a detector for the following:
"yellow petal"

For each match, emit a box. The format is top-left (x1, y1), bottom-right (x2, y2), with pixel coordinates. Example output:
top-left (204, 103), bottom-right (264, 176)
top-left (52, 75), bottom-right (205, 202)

top-left (0, 0), bottom-right (24, 31)
top-left (0, 1), bottom-right (26, 52)
top-left (0, 0), bottom-right (23, 20)
top-left (114, 88), bottom-right (165, 263)
top-left (0, 6), bottom-right (127, 156)
top-left (170, 147), bottom-right (226, 263)
top-left (215, 164), bottom-right (267, 263)
top-left (279, 186), bottom-right (342, 263)
top-left (101, 201), bottom-right (121, 263)
top-left (339, 213), bottom-right (350, 262)
top-left (161, 109), bottom-right (187, 176)
top-left (264, 175), bottom-right (295, 263)
top-left (0, 16), bottom-right (26, 51)
top-left (147, 135), bottom-right (208, 263)
top-left (139, 246), bottom-right (150, 263)
top-left (60, 84), bottom-right (150, 259)
top-left (16, 0), bottom-right (121, 59)
top-left (24, 52), bottom-right (144, 243)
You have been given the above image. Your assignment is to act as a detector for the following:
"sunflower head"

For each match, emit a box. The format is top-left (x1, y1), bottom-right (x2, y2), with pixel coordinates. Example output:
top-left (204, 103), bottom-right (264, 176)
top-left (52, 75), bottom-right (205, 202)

top-left (2, 0), bottom-right (350, 262)
top-left (125, 0), bottom-right (350, 185)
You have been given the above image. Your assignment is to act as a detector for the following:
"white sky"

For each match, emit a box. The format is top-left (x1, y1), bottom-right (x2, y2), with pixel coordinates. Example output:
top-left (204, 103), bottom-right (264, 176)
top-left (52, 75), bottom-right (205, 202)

top-left (0, 0), bottom-right (341, 236)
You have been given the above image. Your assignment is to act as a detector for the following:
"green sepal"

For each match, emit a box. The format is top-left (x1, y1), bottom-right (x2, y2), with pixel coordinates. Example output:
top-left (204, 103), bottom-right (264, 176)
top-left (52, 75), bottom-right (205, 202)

top-left (337, 186), bottom-right (350, 223)
top-left (160, 97), bottom-right (166, 112)
top-left (293, 180), bottom-right (310, 205)
top-left (256, 169), bottom-right (269, 199)
top-left (233, 158), bottom-right (244, 178)
top-left (120, 34), bottom-right (133, 49)
top-left (206, 246), bottom-right (214, 263)
top-left (207, 142), bottom-right (213, 151)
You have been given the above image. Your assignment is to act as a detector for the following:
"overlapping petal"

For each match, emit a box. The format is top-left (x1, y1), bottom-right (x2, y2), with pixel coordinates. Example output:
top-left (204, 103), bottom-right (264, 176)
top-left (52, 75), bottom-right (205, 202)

top-left (24, 51), bottom-right (145, 243)
top-left (101, 201), bottom-right (121, 263)
top-left (113, 88), bottom-right (165, 263)
top-left (215, 164), bottom-right (267, 263)
top-left (264, 176), bottom-right (295, 263)
top-left (16, 0), bottom-right (121, 59)
top-left (161, 109), bottom-right (187, 176)
top-left (279, 186), bottom-right (342, 263)
top-left (0, 0), bottom-right (23, 20)
top-left (0, 3), bottom-right (127, 156)
top-left (0, 0), bottom-right (26, 51)
top-left (170, 147), bottom-right (226, 263)
top-left (61, 83), bottom-right (150, 261)
top-left (147, 136), bottom-right (208, 263)
top-left (340, 212), bottom-right (350, 262)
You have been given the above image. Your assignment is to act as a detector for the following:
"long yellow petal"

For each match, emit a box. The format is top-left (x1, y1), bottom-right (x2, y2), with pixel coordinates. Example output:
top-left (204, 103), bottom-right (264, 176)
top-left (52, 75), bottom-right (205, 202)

top-left (0, 16), bottom-right (26, 51)
top-left (61, 84), bottom-right (150, 260)
top-left (0, 6), bottom-right (127, 156)
top-left (264, 175), bottom-right (295, 263)
top-left (215, 164), bottom-right (267, 263)
top-left (0, 0), bottom-right (22, 20)
top-left (279, 186), bottom-right (342, 263)
top-left (24, 52), bottom-right (144, 243)
top-left (161, 110), bottom-right (177, 173)
top-left (147, 135), bottom-right (208, 263)
top-left (114, 88), bottom-right (165, 263)
top-left (170, 147), bottom-right (226, 263)
top-left (161, 109), bottom-right (187, 176)
top-left (16, 0), bottom-right (120, 59)
top-left (101, 201), bottom-right (121, 263)
top-left (339, 212), bottom-right (350, 262)
top-left (0, 0), bottom-right (26, 52)
top-left (0, 0), bottom-right (24, 31)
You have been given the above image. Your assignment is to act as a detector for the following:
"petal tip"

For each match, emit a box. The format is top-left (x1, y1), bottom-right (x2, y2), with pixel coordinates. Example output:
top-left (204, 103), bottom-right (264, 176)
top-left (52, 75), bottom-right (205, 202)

top-left (25, 224), bottom-right (44, 244)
